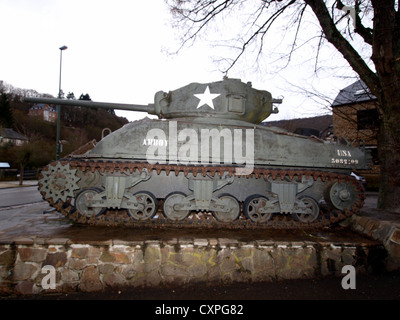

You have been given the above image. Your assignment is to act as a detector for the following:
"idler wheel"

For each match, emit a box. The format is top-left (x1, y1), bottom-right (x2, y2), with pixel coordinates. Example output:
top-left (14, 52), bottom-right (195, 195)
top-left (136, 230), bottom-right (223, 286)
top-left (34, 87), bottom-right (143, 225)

top-left (243, 194), bottom-right (273, 223)
top-left (293, 196), bottom-right (319, 223)
top-left (325, 181), bottom-right (357, 211)
top-left (75, 187), bottom-right (106, 217)
top-left (212, 194), bottom-right (240, 222)
top-left (127, 191), bottom-right (158, 221)
top-left (163, 192), bottom-right (190, 221)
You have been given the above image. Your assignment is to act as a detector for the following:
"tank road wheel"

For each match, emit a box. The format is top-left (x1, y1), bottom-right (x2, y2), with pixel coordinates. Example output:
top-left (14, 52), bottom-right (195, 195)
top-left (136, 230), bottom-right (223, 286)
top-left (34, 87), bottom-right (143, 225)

top-left (325, 181), bottom-right (358, 211)
top-left (244, 194), bottom-right (273, 223)
top-left (213, 194), bottom-right (240, 222)
top-left (163, 192), bottom-right (190, 221)
top-left (127, 191), bottom-right (158, 221)
top-left (75, 187), bottom-right (106, 218)
top-left (293, 196), bottom-right (319, 223)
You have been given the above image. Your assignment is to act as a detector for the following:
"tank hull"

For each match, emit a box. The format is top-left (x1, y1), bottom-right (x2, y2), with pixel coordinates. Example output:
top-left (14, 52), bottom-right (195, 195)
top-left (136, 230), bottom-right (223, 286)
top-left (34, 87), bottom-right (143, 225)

top-left (87, 118), bottom-right (369, 171)
top-left (38, 118), bottom-right (367, 229)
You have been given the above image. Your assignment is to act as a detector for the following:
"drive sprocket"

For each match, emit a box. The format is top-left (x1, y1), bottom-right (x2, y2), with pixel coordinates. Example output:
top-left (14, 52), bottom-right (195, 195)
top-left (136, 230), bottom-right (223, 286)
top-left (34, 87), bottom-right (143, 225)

top-left (38, 161), bottom-right (80, 202)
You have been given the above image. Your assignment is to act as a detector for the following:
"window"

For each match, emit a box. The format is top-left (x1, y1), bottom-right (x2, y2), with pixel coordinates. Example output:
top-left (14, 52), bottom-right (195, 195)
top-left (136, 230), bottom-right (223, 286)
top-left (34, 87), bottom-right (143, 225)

top-left (354, 88), bottom-right (370, 96)
top-left (357, 109), bottom-right (380, 130)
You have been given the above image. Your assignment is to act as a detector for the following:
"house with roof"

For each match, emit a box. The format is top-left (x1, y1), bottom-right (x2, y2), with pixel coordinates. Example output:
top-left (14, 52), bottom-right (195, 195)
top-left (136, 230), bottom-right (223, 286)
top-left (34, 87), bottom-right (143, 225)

top-left (0, 128), bottom-right (29, 146)
top-left (28, 104), bottom-right (57, 123)
top-left (332, 80), bottom-right (379, 144)
top-left (331, 79), bottom-right (380, 189)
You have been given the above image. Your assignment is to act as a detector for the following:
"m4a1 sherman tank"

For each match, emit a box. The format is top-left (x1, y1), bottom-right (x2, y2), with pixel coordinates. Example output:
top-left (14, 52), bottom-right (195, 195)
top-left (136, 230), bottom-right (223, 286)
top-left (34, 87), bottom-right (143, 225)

top-left (25, 78), bottom-right (370, 229)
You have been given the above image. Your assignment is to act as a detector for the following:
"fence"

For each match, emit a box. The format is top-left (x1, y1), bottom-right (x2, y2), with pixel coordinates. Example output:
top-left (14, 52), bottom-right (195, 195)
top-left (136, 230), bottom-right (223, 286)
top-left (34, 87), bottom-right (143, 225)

top-left (0, 168), bottom-right (41, 181)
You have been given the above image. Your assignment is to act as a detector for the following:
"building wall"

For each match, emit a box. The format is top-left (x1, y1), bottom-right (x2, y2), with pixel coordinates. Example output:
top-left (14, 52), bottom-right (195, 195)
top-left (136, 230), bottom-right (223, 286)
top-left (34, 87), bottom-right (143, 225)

top-left (333, 101), bottom-right (380, 189)
top-left (28, 105), bottom-right (57, 123)
top-left (0, 137), bottom-right (26, 146)
top-left (333, 101), bottom-right (378, 146)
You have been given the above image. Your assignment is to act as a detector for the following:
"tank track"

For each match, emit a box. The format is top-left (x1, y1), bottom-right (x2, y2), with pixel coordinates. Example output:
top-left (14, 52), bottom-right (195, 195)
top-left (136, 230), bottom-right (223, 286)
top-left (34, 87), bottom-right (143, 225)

top-left (39, 158), bottom-right (365, 230)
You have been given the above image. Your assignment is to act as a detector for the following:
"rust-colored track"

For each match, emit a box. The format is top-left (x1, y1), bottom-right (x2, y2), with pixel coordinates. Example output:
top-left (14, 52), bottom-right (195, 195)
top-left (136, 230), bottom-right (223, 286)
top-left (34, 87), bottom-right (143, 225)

top-left (40, 159), bottom-right (365, 229)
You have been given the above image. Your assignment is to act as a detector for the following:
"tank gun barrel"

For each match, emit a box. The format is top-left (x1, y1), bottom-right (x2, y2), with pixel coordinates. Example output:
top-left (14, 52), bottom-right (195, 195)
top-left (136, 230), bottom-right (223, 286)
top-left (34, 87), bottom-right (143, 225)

top-left (23, 97), bottom-right (155, 114)
top-left (271, 98), bottom-right (283, 104)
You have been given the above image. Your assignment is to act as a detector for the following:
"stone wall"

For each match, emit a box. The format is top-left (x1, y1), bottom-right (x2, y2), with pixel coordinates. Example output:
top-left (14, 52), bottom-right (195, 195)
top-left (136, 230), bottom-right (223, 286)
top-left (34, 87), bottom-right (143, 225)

top-left (347, 211), bottom-right (400, 271)
top-left (0, 237), bottom-right (385, 295)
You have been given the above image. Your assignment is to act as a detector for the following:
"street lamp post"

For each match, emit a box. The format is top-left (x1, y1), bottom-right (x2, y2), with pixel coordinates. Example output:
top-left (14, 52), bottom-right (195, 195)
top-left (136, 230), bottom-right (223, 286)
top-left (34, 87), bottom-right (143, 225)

top-left (56, 45), bottom-right (68, 160)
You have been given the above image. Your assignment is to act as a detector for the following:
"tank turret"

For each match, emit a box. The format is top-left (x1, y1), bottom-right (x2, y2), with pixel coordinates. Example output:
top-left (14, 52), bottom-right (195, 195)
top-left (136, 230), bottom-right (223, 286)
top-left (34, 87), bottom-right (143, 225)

top-left (24, 78), bottom-right (281, 124)
top-left (153, 78), bottom-right (280, 123)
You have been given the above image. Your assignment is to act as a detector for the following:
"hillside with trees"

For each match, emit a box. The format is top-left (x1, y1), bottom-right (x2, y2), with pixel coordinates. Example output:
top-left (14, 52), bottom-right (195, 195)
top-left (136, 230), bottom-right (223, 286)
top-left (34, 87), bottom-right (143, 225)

top-left (0, 81), bottom-right (129, 177)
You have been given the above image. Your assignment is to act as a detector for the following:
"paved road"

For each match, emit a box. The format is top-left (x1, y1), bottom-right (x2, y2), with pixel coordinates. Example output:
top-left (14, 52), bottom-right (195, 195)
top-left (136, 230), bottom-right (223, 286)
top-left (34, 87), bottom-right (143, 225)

top-left (0, 186), bottom-right (43, 209)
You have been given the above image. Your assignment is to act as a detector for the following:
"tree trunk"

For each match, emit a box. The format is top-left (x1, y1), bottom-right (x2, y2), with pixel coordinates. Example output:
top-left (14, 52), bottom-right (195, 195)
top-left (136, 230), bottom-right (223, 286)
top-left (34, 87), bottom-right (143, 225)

top-left (378, 112), bottom-right (400, 213)
top-left (375, 84), bottom-right (400, 213)
top-left (370, 0), bottom-right (400, 213)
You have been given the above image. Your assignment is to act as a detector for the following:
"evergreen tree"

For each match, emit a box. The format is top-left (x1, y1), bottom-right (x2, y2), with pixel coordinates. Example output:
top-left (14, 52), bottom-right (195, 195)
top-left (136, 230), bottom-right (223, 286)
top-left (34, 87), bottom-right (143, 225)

top-left (79, 93), bottom-right (91, 101)
top-left (0, 90), bottom-right (14, 128)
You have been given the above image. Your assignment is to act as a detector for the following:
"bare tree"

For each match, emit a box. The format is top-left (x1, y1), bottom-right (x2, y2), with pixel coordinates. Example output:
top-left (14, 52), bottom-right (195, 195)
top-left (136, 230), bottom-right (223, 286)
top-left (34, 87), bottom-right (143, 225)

top-left (167, 0), bottom-right (400, 213)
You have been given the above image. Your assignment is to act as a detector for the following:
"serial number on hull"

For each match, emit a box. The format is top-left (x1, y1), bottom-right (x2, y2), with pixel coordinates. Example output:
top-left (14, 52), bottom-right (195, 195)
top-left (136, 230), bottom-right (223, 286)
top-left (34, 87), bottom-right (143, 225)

top-left (331, 158), bottom-right (359, 165)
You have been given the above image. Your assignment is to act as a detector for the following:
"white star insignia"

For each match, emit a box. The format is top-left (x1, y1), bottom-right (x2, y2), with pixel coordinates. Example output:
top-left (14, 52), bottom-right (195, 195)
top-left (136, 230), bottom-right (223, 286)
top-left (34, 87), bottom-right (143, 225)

top-left (194, 86), bottom-right (221, 110)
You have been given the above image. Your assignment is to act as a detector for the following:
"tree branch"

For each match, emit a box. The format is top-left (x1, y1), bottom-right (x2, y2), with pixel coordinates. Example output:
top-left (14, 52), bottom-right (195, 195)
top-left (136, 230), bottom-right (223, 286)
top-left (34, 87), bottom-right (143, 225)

top-left (224, 0), bottom-right (297, 74)
top-left (336, 0), bottom-right (373, 45)
top-left (304, 0), bottom-right (379, 94)
top-left (169, 0), bottom-right (237, 51)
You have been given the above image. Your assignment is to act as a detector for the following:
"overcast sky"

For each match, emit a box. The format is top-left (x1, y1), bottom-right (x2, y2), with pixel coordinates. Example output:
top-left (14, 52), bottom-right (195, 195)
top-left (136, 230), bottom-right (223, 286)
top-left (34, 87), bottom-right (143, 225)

top-left (0, 0), bottom-right (359, 122)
